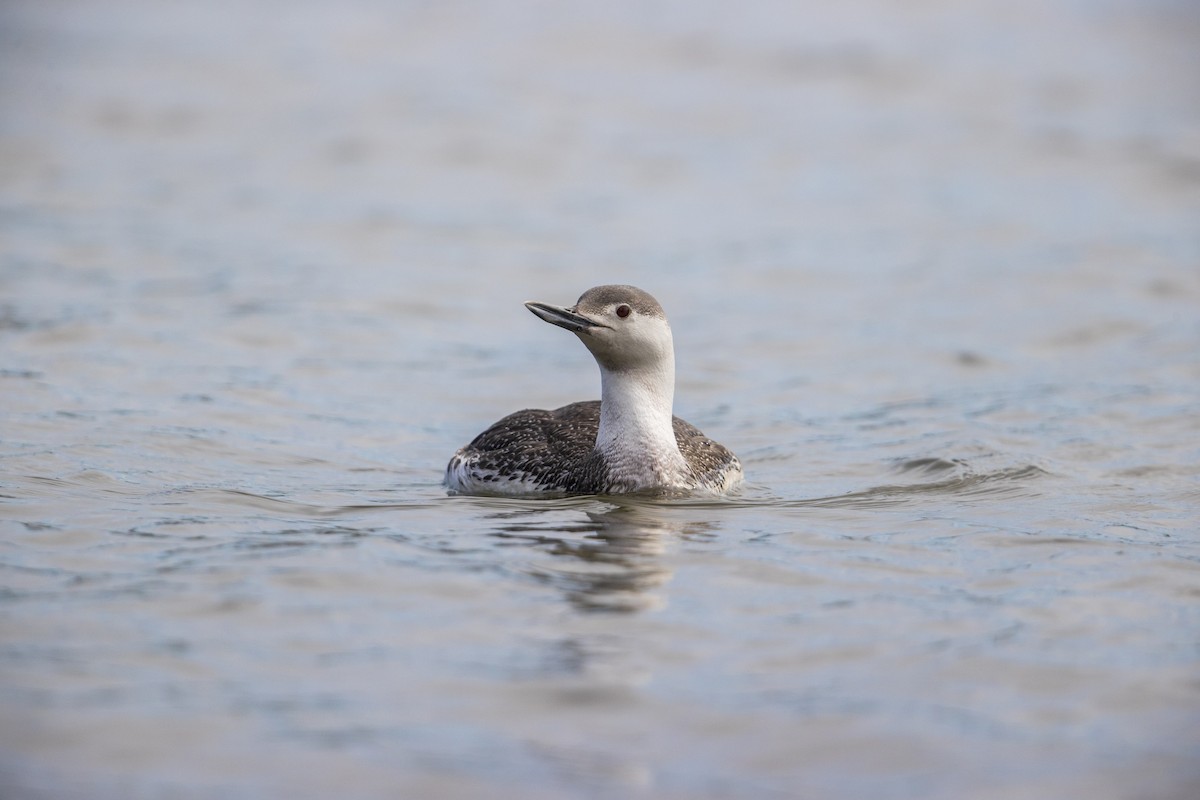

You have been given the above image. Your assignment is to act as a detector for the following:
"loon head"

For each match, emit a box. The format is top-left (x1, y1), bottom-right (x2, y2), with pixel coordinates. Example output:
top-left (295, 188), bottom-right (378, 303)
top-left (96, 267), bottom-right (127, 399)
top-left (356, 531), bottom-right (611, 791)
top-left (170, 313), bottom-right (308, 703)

top-left (525, 284), bottom-right (674, 373)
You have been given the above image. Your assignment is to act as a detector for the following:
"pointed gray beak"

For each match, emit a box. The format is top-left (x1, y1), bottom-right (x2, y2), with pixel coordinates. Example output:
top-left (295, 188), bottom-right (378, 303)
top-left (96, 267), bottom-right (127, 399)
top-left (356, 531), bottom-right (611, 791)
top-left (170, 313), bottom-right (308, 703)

top-left (525, 301), bottom-right (606, 334)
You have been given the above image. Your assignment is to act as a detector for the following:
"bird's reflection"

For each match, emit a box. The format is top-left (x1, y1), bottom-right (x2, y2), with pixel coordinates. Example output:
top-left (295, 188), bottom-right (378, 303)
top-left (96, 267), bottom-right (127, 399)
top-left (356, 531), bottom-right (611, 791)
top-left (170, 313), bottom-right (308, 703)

top-left (476, 500), bottom-right (721, 790)
top-left (487, 501), bottom-right (716, 613)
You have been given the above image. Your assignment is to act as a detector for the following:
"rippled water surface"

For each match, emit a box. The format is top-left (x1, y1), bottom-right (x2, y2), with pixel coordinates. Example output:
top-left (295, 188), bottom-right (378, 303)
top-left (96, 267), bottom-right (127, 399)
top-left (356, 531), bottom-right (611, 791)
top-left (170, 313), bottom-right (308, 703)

top-left (2, 1), bottom-right (1199, 798)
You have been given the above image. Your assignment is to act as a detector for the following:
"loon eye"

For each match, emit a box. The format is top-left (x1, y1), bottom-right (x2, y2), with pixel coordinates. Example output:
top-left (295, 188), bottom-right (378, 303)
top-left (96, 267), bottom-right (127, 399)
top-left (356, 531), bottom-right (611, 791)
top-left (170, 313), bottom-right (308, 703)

top-left (616, 304), bottom-right (631, 319)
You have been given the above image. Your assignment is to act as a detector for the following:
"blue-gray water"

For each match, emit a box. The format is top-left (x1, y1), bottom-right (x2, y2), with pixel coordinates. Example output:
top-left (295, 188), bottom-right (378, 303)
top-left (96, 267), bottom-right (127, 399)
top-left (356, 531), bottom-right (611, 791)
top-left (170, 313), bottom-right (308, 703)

top-left (2, 1), bottom-right (1199, 798)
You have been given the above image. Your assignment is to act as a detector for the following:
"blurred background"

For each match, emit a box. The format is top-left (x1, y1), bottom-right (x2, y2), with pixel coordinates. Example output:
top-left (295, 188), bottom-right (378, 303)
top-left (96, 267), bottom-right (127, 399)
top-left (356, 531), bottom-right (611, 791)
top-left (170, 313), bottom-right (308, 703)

top-left (1, 1), bottom-right (1198, 798)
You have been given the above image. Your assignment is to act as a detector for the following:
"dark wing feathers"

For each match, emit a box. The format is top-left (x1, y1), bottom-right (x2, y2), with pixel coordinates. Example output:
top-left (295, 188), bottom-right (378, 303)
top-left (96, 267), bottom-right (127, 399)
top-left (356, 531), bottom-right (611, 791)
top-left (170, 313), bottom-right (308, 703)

top-left (458, 400), bottom-right (738, 493)
top-left (670, 415), bottom-right (741, 489)
top-left (461, 401), bottom-right (605, 492)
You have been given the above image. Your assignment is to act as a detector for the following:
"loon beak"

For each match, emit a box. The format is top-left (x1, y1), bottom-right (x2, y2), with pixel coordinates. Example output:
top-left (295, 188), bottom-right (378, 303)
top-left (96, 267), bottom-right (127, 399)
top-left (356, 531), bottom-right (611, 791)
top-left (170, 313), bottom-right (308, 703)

top-left (525, 301), bottom-right (605, 334)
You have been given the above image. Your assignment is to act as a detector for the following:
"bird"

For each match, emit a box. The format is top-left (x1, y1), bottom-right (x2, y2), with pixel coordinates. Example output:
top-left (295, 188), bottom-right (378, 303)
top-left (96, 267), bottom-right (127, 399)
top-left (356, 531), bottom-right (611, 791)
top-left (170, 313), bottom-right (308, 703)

top-left (445, 284), bottom-right (743, 497)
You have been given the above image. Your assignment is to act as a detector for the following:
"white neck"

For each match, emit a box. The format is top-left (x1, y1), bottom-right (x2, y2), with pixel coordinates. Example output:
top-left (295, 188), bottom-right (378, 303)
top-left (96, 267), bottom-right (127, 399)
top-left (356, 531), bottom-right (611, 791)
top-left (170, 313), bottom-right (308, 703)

top-left (595, 355), bottom-right (689, 487)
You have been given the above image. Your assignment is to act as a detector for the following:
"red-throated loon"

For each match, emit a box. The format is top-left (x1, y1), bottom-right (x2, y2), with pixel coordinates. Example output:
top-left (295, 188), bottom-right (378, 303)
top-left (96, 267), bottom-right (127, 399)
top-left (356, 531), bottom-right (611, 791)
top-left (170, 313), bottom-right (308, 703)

top-left (445, 285), bottom-right (743, 497)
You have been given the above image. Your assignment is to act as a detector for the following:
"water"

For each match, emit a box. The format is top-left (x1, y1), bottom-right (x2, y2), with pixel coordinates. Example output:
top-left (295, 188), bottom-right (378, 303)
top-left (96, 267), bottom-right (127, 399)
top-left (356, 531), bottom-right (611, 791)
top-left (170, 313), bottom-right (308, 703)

top-left (2, 0), bottom-right (1199, 797)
